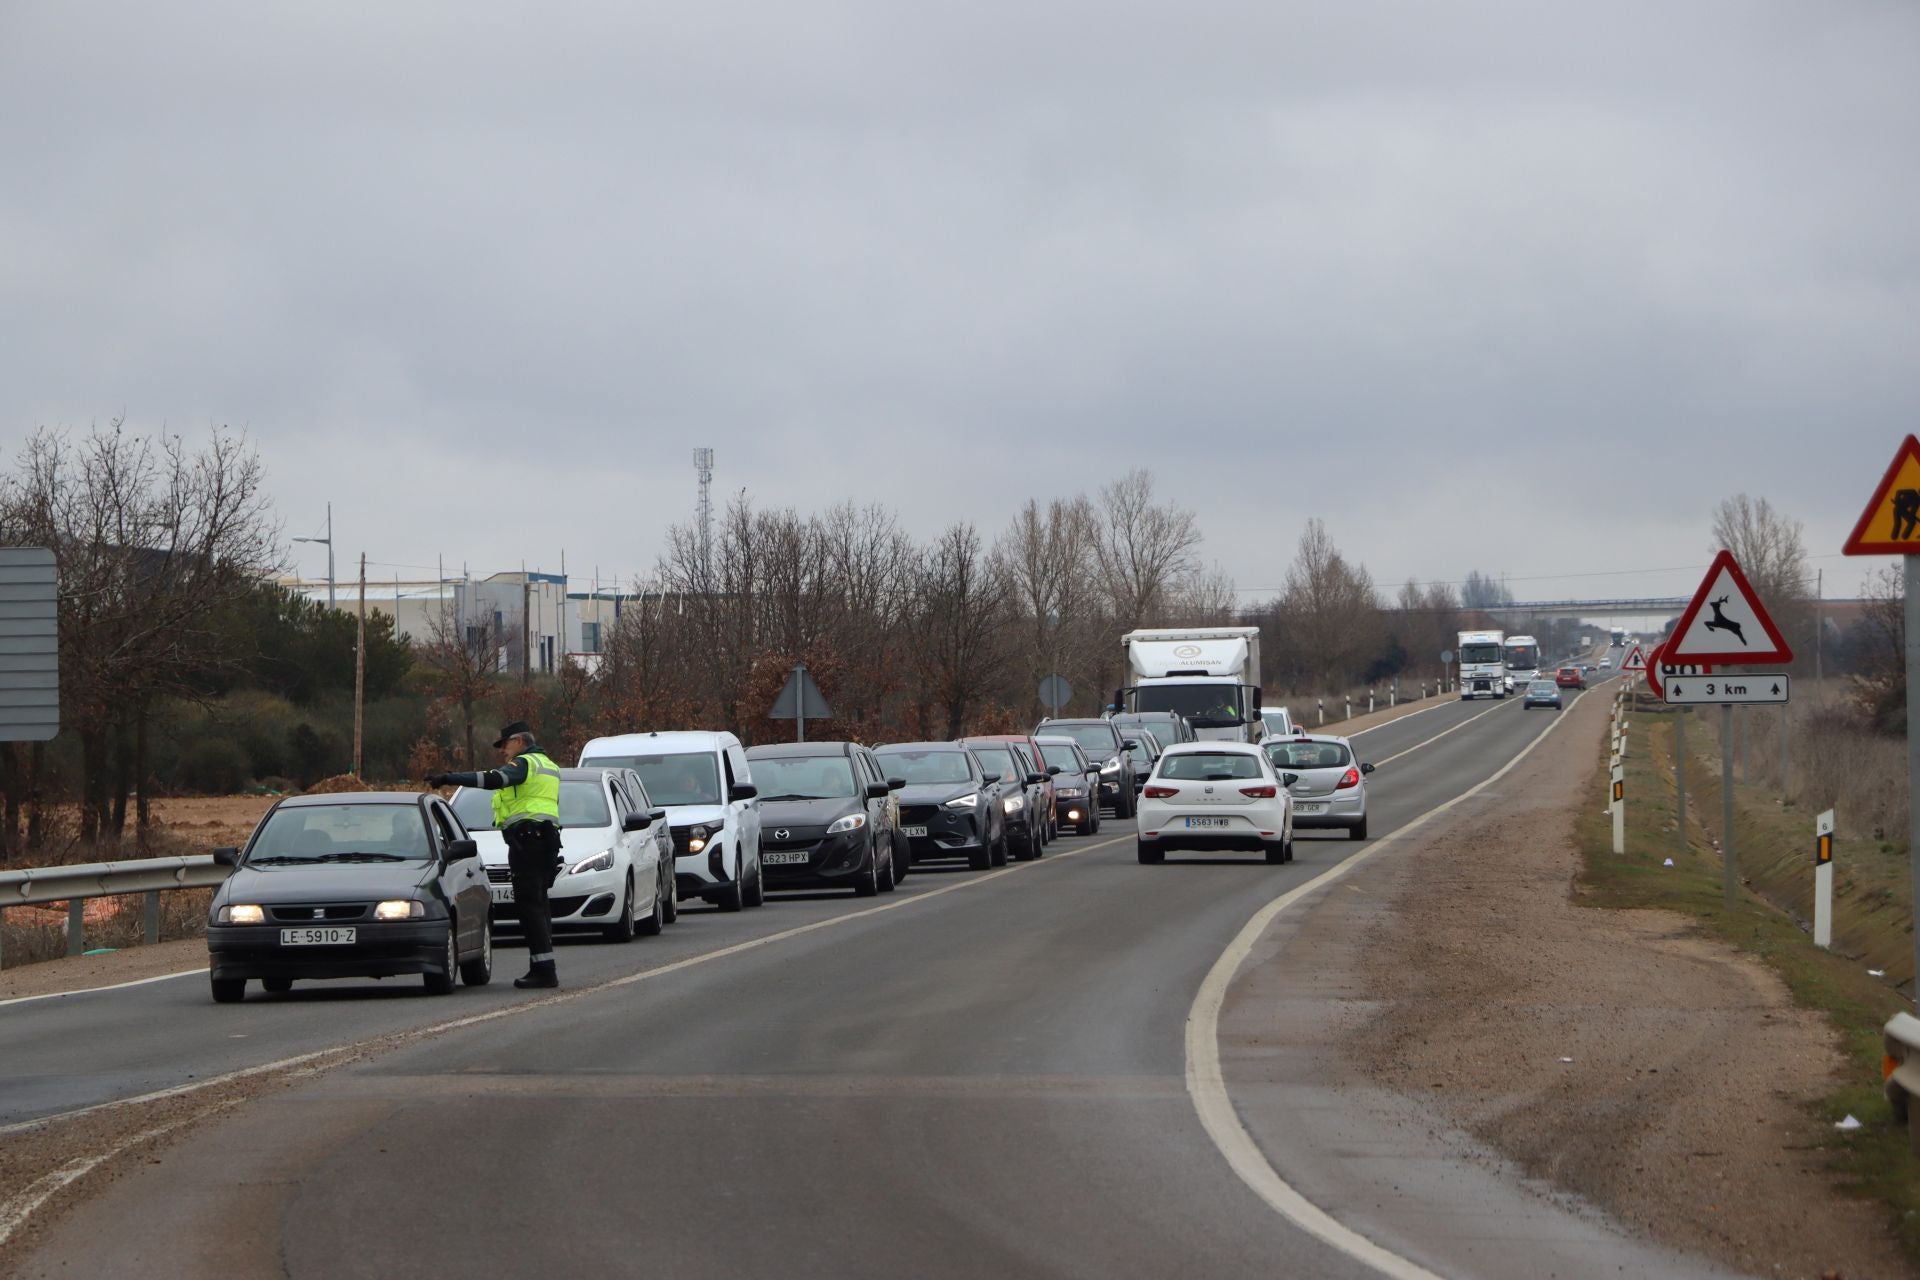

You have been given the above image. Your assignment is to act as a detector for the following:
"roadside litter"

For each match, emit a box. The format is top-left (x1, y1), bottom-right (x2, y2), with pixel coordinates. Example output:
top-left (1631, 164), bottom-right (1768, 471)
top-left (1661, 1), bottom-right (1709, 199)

top-left (1835, 1115), bottom-right (1863, 1131)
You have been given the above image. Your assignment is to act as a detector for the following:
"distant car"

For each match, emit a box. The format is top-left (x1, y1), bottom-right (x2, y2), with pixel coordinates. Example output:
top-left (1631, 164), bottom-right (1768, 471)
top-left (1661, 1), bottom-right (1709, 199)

top-left (874, 742), bottom-right (1006, 871)
top-left (578, 731), bottom-right (765, 912)
top-left (1136, 741), bottom-right (1293, 865)
top-left (206, 791), bottom-right (494, 1002)
top-left (1113, 710), bottom-right (1195, 748)
top-left (1599, 658), bottom-right (1612, 669)
top-left (960, 738), bottom-right (1049, 861)
top-left (1263, 734), bottom-right (1374, 840)
top-left (1555, 666), bottom-right (1584, 689)
top-left (452, 767), bottom-right (673, 942)
top-left (1034, 718), bottom-right (1138, 817)
top-left (746, 741), bottom-right (902, 896)
top-left (1523, 679), bottom-right (1563, 709)
top-left (1035, 735), bottom-right (1101, 835)
top-left (964, 734), bottom-right (1062, 843)
top-left (1124, 726), bottom-right (1167, 797)
top-left (1256, 706), bottom-right (1295, 740)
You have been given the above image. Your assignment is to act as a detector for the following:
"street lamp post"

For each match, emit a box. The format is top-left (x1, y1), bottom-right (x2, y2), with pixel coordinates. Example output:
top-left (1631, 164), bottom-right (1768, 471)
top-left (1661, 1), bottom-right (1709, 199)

top-left (293, 503), bottom-right (335, 609)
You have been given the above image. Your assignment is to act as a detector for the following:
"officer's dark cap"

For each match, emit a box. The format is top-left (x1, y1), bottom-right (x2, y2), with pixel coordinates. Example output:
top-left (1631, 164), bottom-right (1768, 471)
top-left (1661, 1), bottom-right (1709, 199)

top-left (493, 721), bottom-right (536, 749)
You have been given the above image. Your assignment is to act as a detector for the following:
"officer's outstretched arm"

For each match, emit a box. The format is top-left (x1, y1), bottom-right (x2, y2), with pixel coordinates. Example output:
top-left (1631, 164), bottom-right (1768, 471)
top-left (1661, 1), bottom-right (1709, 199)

top-left (433, 757), bottom-right (532, 791)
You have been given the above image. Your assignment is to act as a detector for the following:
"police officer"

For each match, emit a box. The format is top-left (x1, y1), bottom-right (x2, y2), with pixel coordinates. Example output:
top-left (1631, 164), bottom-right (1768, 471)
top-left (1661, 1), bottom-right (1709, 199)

top-left (429, 721), bottom-right (564, 989)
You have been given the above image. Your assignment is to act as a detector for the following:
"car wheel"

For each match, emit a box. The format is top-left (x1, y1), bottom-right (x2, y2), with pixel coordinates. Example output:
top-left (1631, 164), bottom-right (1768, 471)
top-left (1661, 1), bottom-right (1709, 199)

top-left (744, 851), bottom-right (766, 907)
top-left (1121, 786), bottom-right (1138, 819)
top-left (891, 828), bottom-right (911, 884)
top-left (461, 917), bottom-right (494, 986)
top-left (715, 852), bottom-right (746, 912)
top-left (1349, 815), bottom-right (1368, 841)
top-left (1136, 839), bottom-right (1164, 865)
top-left (604, 870), bottom-right (639, 942)
top-left (261, 977), bottom-right (292, 994)
top-left (967, 842), bottom-right (993, 871)
top-left (1014, 824), bottom-right (1040, 863)
top-left (424, 925), bottom-right (457, 994)
top-left (855, 840), bottom-right (881, 897)
top-left (661, 863), bottom-right (679, 924)
top-left (210, 977), bottom-right (246, 1003)
top-left (878, 839), bottom-right (898, 893)
top-left (990, 833), bottom-right (1009, 867)
top-left (637, 867), bottom-right (667, 935)
top-left (1265, 839), bottom-right (1288, 864)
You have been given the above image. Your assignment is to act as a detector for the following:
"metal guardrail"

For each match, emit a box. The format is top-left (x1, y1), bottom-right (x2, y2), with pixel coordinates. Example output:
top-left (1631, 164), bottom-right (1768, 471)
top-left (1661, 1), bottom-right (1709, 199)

top-left (0, 854), bottom-right (230, 968)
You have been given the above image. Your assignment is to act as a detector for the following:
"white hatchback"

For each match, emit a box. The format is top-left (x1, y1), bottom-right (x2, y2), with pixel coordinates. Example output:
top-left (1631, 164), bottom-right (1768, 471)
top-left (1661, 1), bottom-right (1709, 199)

top-left (1136, 741), bottom-right (1294, 865)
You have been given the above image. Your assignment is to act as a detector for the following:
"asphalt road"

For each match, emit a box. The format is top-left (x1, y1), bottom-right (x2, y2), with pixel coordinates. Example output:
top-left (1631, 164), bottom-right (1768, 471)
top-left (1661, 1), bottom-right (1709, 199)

top-left (4, 674), bottom-right (1620, 1278)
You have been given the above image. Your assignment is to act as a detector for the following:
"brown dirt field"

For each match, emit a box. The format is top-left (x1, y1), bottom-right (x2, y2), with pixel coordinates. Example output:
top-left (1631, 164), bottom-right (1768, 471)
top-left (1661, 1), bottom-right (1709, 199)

top-left (142, 794), bottom-right (279, 849)
top-left (1336, 688), bottom-right (1915, 1279)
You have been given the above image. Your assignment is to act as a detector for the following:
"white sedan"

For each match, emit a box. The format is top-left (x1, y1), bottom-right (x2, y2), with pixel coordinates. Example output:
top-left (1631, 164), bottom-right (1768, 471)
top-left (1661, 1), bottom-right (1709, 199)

top-left (1136, 741), bottom-right (1294, 865)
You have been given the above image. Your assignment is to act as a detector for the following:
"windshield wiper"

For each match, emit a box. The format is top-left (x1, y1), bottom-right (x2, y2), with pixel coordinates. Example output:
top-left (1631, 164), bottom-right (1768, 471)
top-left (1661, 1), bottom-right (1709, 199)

top-left (759, 793), bottom-right (825, 802)
top-left (247, 855), bottom-right (320, 865)
top-left (313, 852), bottom-right (411, 863)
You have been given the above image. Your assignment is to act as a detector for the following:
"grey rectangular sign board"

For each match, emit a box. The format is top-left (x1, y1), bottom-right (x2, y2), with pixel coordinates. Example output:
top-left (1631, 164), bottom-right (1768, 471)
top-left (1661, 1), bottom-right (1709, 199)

top-left (1663, 673), bottom-right (1789, 705)
top-left (0, 548), bottom-right (59, 741)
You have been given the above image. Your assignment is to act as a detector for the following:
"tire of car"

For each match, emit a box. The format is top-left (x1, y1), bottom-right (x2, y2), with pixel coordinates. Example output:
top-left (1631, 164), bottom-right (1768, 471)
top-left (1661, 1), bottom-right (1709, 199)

top-left (1349, 815), bottom-right (1368, 841)
top-left (1013, 823), bottom-right (1040, 863)
top-left (461, 917), bottom-right (494, 985)
top-left (855, 839), bottom-right (882, 897)
top-left (878, 840), bottom-right (898, 893)
top-left (637, 869), bottom-right (666, 936)
top-left (1118, 784), bottom-right (1137, 819)
top-left (892, 828), bottom-right (911, 884)
top-left (661, 864), bottom-right (679, 924)
top-left (261, 977), bottom-right (292, 994)
top-left (714, 851), bottom-right (746, 912)
top-left (744, 853), bottom-right (766, 908)
top-left (1264, 840), bottom-right (1288, 865)
top-left (423, 925), bottom-right (457, 994)
top-left (604, 871), bottom-right (639, 942)
top-left (1136, 839), bottom-right (1164, 865)
top-left (968, 841), bottom-right (993, 871)
top-left (210, 977), bottom-right (246, 1003)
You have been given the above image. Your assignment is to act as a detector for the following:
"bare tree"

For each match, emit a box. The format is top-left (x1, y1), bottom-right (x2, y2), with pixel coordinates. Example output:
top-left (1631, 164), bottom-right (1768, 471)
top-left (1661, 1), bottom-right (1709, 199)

top-left (416, 604), bottom-right (501, 769)
top-left (1461, 570), bottom-right (1511, 611)
top-left (910, 522), bottom-right (1012, 737)
top-left (1280, 519), bottom-right (1382, 687)
top-left (1092, 471), bottom-right (1202, 625)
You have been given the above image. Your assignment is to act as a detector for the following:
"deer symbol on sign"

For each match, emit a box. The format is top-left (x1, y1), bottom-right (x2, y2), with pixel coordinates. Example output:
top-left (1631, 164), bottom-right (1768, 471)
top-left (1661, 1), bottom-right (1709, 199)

top-left (1703, 595), bottom-right (1747, 646)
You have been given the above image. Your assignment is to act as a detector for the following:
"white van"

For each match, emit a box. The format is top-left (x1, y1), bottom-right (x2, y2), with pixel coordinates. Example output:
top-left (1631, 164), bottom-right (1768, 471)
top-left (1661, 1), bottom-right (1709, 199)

top-left (578, 731), bottom-right (766, 912)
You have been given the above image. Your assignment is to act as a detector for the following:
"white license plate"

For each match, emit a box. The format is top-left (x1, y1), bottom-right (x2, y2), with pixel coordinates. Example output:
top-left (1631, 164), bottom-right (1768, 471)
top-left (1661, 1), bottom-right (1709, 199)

top-left (279, 927), bottom-right (355, 946)
top-left (1184, 816), bottom-right (1230, 830)
top-left (490, 885), bottom-right (515, 905)
top-left (1295, 803), bottom-right (1327, 815)
top-left (902, 826), bottom-right (928, 838)
top-left (763, 849), bottom-right (809, 865)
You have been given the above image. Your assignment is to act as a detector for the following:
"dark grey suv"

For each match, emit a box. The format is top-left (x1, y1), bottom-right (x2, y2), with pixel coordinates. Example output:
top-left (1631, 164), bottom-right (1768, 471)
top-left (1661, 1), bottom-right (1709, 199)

top-left (1033, 718), bottom-right (1138, 818)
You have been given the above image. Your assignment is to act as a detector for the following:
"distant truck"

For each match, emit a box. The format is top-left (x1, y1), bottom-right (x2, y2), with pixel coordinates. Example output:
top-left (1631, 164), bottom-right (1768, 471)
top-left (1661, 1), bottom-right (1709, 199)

top-left (1610, 627), bottom-right (1627, 648)
top-left (1502, 634), bottom-right (1541, 694)
top-left (1457, 629), bottom-right (1507, 700)
top-left (1117, 627), bottom-right (1263, 743)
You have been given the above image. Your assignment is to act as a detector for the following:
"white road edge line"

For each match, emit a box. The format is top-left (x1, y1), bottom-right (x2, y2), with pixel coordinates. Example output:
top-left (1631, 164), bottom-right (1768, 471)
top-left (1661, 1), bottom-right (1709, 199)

top-left (1184, 691), bottom-right (1577, 1280)
top-left (0, 967), bottom-right (207, 1009)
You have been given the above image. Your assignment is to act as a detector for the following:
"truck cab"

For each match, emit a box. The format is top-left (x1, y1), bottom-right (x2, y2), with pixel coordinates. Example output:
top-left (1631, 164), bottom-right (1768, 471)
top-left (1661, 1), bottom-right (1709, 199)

top-left (1501, 634), bottom-right (1540, 696)
top-left (1115, 627), bottom-right (1263, 743)
top-left (1457, 629), bottom-right (1507, 700)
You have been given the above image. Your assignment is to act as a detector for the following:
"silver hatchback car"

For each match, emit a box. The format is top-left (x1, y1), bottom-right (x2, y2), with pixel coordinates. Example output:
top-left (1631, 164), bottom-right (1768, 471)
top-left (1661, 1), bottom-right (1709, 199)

top-left (1262, 734), bottom-right (1374, 841)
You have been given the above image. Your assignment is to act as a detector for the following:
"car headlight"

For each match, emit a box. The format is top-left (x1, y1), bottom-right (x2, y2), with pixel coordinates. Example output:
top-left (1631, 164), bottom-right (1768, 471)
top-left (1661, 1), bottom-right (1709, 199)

top-left (1058, 786), bottom-right (1083, 797)
top-left (373, 899), bottom-right (425, 921)
top-left (688, 824), bottom-right (710, 853)
top-left (826, 813), bottom-right (867, 834)
top-left (1002, 795), bottom-right (1024, 814)
top-left (219, 903), bottom-right (265, 925)
top-left (1101, 757), bottom-right (1121, 774)
top-left (943, 793), bottom-right (979, 810)
top-left (567, 848), bottom-right (616, 875)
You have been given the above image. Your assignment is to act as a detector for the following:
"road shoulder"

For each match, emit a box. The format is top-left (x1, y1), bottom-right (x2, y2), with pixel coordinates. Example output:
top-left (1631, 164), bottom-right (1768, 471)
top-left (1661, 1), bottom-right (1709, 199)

top-left (0, 940), bottom-right (205, 1003)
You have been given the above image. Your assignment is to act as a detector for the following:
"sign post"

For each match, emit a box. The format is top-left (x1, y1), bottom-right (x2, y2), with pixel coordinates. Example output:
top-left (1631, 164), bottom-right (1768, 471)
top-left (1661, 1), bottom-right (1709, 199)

top-left (1038, 674), bottom-right (1074, 720)
top-left (1439, 649), bottom-right (1453, 695)
top-left (1842, 434), bottom-right (1920, 1002)
top-left (769, 664), bottom-right (834, 744)
top-left (1814, 809), bottom-right (1835, 950)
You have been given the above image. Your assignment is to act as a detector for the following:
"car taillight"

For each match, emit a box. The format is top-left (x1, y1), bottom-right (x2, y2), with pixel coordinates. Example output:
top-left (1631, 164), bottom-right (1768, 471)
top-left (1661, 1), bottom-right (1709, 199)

top-left (1239, 785), bottom-right (1277, 798)
top-left (1142, 785), bottom-right (1178, 799)
top-left (1335, 767), bottom-right (1360, 790)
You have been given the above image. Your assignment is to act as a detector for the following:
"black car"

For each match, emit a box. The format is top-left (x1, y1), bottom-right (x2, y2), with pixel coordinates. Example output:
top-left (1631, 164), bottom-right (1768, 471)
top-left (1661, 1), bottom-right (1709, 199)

top-left (1034, 718), bottom-right (1139, 817)
top-left (1034, 735), bottom-right (1102, 835)
top-left (1123, 727), bottom-right (1167, 797)
top-left (205, 791), bottom-right (494, 1003)
top-left (1112, 711), bottom-right (1193, 748)
top-left (873, 742), bottom-right (1007, 871)
top-left (958, 737), bottom-right (1048, 861)
top-left (746, 741), bottom-right (902, 896)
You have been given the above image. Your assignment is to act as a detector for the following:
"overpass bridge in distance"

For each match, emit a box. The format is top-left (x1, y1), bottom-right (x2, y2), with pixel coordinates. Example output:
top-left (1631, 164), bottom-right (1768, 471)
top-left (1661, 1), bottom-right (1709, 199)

top-left (1481, 598), bottom-right (1688, 622)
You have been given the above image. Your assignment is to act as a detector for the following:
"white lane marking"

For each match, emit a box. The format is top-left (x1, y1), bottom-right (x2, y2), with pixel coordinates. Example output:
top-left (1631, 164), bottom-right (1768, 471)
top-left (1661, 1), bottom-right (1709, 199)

top-left (0, 968), bottom-right (206, 1009)
top-left (0, 831), bottom-right (1130, 1142)
top-left (1343, 696), bottom-right (1457, 736)
top-left (1185, 693), bottom-right (1576, 1280)
top-left (1372, 698), bottom-right (1515, 767)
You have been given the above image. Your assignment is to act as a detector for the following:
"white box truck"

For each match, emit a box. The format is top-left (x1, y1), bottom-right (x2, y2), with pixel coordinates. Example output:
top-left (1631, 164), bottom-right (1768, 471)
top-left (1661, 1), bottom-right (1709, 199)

top-left (1117, 627), bottom-right (1263, 742)
top-left (1502, 634), bottom-right (1540, 694)
top-left (1457, 629), bottom-right (1507, 700)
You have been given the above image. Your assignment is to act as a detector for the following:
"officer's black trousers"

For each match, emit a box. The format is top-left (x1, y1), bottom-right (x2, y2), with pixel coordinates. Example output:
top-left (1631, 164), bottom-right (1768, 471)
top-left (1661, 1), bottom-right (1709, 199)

top-left (504, 820), bottom-right (562, 965)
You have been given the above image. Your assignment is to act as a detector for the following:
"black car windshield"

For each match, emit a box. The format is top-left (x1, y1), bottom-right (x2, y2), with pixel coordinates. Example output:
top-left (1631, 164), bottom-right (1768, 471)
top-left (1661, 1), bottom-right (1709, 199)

top-left (582, 753), bottom-right (720, 806)
top-left (1158, 752), bottom-right (1262, 781)
top-left (452, 780), bottom-right (612, 831)
top-left (1265, 741), bottom-right (1352, 770)
top-left (1505, 645), bottom-right (1539, 668)
top-left (1038, 742), bottom-right (1084, 771)
top-left (968, 746), bottom-right (1021, 781)
top-left (876, 750), bottom-right (973, 785)
top-left (1047, 724), bottom-right (1119, 756)
top-left (751, 756), bottom-right (858, 800)
top-left (1132, 686), bottom-right (1245, 727)
top-left (1459, 643), bottom-right (1502, 664)
top-left (251, 803), bottom-right (432, 862)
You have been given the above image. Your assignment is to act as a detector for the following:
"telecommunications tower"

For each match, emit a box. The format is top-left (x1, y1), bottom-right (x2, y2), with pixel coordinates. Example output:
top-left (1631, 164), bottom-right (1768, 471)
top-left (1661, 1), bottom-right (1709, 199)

top-left (692, 447), bottom-right (714, 572)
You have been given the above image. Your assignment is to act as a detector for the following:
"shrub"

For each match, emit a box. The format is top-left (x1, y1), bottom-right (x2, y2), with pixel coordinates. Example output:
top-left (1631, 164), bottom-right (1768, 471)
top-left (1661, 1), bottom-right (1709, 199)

top-left (177, 738), bottom-right (250, 794)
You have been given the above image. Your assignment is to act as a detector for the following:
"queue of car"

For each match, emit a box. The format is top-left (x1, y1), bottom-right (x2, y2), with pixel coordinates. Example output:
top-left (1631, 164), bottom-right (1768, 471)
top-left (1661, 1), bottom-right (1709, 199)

top-left (202, 698), bottom-right (1376, 1002)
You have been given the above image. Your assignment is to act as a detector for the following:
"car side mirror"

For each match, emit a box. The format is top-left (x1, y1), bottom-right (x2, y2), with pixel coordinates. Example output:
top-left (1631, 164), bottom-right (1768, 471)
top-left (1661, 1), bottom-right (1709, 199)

top-left (865, 781), bottom-right (891, 799)
top-left (729, 783), bottom-right (758, 801)
top-left (650, 808), bottom-right (668, 822)
top-left (1281, 773), bottom-right (1299, 787)
top-left (1025, 773), bottom-right (1047, 786)
top-left (982, 772), bottom-right (1001, 785)
top-left (445, 838), bottom-right (478, 861)
top-left (887, 777), bottom-right (906, 791)
top-left (1360, 762), bottom-right (1376, 775)
top-left (212, 846), bottom-right (239, 867)
top-left (1047, 765), bottom-right (1062, 776)
top-left (1122, 739), bottom-right (1138, 751)
top-left (621, 813), bottom-right (653, 832)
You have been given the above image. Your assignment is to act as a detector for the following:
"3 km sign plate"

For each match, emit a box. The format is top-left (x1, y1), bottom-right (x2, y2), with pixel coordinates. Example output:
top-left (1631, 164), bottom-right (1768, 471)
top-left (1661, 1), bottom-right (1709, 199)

top-left (1663, 674), bottom-right (1790, 705)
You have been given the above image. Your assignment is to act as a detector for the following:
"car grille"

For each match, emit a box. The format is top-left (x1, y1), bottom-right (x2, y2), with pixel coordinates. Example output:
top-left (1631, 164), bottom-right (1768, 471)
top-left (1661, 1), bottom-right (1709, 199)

top-left (670, 826), bottom-right (697, 856)
top-left (485, 865), bottom-right (513, 884)
top-left (267, 904), bottom-right (366, 923)
top-left (900, 805), bottom-right (939, 824)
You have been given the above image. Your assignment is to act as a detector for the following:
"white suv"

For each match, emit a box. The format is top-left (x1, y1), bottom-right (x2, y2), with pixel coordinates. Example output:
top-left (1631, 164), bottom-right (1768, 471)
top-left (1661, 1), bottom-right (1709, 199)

top-left (578, 731), bottom-right (765, 912)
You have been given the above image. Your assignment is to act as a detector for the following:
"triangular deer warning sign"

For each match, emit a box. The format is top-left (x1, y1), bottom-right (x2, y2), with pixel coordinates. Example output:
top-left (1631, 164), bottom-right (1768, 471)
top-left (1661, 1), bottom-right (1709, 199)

top-left (1621, 643), bottom-right (1646, 671)
top-left (1842, 434), bottom-right (1920, 555)
top-left (1665, 550), bottom-right (1794, 665)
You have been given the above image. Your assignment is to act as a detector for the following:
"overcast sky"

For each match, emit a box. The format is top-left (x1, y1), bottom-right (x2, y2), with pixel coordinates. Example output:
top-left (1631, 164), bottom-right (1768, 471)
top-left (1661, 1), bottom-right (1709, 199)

top-left (2, 1), bottom-right (1913, 606)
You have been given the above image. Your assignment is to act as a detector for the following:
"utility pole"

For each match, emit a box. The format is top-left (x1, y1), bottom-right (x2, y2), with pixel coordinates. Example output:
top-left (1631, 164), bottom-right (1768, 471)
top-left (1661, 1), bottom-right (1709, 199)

top-left (1814, 568), bottom-right (1823, 683)
top-left (521, 562), bottom-right (531, 685)
top-left (293, 502), bottom-right (335, 609)
top-left (693, 448), bottom-right (715, 577)
top-left (354, 552), bottom-right (367, 777)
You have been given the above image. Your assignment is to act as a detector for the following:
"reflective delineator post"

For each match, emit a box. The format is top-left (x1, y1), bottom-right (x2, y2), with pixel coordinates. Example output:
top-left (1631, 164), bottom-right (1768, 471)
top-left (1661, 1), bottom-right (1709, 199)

top-left (1722, 703), bottom-right (1738, 910)
top-left (1674, 709), bottom-right (1688, 858)
top-left (1814, 808), bottom-right (1835, 950)
top-left (1906, 554), bottom-right (1920, 1003)
top-left (1611, 763), bottom-right (1626, 854)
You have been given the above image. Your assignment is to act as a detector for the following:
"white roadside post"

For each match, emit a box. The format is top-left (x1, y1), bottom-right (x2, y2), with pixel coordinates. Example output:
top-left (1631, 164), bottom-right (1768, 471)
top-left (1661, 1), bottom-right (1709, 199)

top-left (1611, 762), bottom-right (1626, 854)
top-left (1814, 809), bottom-right (1835, 950)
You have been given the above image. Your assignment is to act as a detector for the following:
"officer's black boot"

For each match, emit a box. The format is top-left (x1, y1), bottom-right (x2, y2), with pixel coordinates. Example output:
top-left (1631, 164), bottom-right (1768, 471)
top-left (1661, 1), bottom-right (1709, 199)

top-left (514, 960), bottom-right (559, 990)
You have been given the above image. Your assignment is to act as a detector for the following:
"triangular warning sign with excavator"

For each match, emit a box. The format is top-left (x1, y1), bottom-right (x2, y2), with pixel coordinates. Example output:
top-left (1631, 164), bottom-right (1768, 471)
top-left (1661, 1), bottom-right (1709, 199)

top-left (1665, 549), bottom-right (1794, 665)
top-left (1843, 434), bottom-right (1920, 555)
top-left (1621, 643), bottom-right (1646, 671)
